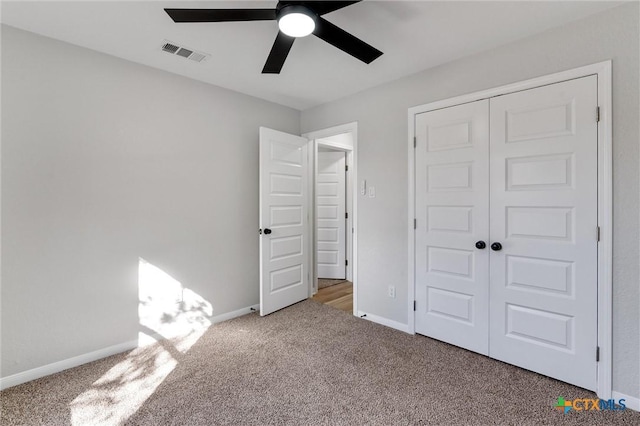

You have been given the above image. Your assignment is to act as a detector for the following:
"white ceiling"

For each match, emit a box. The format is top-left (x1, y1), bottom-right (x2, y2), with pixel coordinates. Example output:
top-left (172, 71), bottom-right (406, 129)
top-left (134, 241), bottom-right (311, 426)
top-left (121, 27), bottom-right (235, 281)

top-left (1, 1), bottom-right (621, 110)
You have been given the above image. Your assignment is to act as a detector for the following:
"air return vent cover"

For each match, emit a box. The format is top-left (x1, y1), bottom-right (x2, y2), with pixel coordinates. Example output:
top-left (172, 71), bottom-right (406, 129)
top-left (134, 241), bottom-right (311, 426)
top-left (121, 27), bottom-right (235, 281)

top-left (162, 42), bottom-right (180, 54)
top-left (160, 40), bottom-right (210, 63)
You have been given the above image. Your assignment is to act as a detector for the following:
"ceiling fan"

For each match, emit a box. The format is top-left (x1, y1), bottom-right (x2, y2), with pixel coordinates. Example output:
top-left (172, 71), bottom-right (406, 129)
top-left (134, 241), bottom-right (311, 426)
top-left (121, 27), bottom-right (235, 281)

top-left (164, 1), bottom-right (383, 74)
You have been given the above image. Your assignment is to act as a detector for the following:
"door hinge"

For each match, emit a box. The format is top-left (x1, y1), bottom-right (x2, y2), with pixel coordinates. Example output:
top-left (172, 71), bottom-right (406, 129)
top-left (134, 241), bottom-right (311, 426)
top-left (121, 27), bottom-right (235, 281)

top-left (596, 106), bottom-right (600, 122)
top-left (597, 226), bottom-right (601, 242)
top-left (414, 218), bottom-right (417, 229)
top-left (345, 164), bottom-right (349, 171)
top-left (345, 212), bottom-right (349, 219)
top-left (413, 136), bottom-right (417, 148)
top-left (596, 346), bottom-right (600, 362)
top-left (413, 300), bottom-right (417, 311)
top-left (345, 259), bottom-right (348, 266)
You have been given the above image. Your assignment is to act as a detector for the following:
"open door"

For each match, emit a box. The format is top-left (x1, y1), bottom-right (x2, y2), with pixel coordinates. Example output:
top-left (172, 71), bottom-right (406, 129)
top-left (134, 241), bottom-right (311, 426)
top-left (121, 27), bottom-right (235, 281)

top-left (259, 127), bottom-right (310, 316)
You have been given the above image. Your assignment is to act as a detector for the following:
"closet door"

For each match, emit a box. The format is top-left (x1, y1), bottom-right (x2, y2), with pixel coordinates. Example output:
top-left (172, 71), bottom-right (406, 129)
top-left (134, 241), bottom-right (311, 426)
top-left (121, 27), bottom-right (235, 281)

top-left (488, 76), bottom-right (598, 390)
top-left (316, 151), bottom-right (347, 279)
top-left (415, 100), bottom-right (490, 355)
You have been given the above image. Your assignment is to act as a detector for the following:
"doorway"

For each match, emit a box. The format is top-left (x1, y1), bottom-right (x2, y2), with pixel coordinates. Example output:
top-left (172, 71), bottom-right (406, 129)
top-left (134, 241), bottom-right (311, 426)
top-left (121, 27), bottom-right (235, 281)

top-left (304, 123), bottom-right (358, 315)
top-left (258, 124), bottom-right (357, 317)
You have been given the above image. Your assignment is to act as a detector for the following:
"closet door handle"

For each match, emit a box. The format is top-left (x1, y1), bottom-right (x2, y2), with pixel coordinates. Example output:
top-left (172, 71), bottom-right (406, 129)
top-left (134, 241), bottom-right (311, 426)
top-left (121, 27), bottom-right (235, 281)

top-left (475, 241), bottom-right (486, 249)
top-left (263, 228), bottom-right (272, 235)
top-left (491, 242), bottom-right (502, 251)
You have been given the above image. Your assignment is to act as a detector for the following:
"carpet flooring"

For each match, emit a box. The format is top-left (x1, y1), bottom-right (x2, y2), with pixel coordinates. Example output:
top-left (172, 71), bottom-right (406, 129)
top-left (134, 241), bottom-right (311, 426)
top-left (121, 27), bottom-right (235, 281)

top-left (1, 300), bottom-right (638, 425)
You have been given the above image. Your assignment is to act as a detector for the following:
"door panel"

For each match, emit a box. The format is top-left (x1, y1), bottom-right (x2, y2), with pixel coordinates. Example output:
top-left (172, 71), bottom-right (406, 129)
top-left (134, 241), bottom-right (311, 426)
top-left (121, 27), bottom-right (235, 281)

top-left (489, 76), bottom-right (598, 390)
top-left (259, 127), bottom-right (309, 316)
top-left (415, 99), bottom-right (490, 355)
top-left (316, 151), bottom-right (346, 279)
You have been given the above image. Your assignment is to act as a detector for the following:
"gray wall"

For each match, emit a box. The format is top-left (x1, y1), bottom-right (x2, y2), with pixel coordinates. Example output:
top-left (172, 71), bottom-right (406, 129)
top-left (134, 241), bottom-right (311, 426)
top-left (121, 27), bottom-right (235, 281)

top-left (1, 25), bottom-right (300, 377)
top-left (301, 3), bottom-right (639, 397)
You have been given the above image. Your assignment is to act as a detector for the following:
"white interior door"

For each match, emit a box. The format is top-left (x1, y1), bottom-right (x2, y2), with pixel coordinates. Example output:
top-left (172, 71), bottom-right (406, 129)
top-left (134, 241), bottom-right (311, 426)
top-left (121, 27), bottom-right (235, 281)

top-left (316, 151), bottom-right (346, 279)
top-left (259, 127), bottom-right (309, 316)
top-left (414, 99), bottom-right (490, 355)
top-left (488, 76), bottom-right (598, 390)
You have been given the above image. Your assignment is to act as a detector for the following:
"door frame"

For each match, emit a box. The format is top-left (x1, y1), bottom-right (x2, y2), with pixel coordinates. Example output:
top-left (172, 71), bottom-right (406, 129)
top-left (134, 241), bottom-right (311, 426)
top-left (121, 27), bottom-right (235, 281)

top-left (303, 122), bottom-right (358, 316)
top-left (407, 61), bottom-right (612, 399)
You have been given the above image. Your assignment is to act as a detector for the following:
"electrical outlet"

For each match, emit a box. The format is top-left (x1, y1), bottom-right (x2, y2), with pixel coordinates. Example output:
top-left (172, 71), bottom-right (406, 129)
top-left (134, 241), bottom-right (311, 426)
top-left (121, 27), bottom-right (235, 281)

top-left (388, 285), bottom-right (396, 298)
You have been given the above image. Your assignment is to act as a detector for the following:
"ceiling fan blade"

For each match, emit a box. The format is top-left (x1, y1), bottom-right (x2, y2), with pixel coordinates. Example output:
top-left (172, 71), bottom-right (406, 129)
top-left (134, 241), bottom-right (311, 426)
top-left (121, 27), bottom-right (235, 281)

top-left (262, 32), bottom-right (296, 74)
top-left (310, 1), bottom-right (362, 16)
top-left (164, 9), bottom-right (276, 23)
top-left (313, 17), bottom-right (382, 64)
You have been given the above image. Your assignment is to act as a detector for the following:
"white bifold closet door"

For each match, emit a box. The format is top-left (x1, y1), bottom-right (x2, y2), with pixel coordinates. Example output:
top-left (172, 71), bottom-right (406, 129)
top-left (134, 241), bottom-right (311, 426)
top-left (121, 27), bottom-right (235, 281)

top-left (489, 76), bottom-right (598, 391)
top-left (316, 151), bottom-right (347, 279)
top-left (414, 75), bottom-right (598, 391)
top-left (415, 99), bottom-right (490, 355)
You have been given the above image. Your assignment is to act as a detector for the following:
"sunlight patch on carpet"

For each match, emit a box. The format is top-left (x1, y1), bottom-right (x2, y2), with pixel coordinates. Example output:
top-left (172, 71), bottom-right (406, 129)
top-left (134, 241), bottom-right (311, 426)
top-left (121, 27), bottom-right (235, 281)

top-left (69, 259), bottom-right (213, 425)
top-left (69, 344), bottom-right (177, 425)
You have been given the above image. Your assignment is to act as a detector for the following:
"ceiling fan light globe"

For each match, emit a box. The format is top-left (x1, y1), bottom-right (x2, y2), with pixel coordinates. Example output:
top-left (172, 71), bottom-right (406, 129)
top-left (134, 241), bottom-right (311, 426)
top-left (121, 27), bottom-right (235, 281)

top-left (278, 13), bottom-right (315, 37)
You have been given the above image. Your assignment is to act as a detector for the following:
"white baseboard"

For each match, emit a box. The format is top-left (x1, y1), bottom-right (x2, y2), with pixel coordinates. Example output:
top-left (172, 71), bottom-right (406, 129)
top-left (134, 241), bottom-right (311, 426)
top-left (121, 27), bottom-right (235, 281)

top-left (0, 303), bottom-right (259, 391)
top-left (612, 391), bottom-right (640, 412)
top-left (0, 340), bottom-right (138, 391)
top-left (212, 304), bottom-right (259, 324)
top-left (356, 311), bottom-right (410, 334)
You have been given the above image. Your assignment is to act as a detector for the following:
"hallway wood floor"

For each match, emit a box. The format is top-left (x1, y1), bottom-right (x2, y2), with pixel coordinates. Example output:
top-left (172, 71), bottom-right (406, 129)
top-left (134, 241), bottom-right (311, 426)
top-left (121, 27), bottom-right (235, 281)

top-left (312, 281), bottom-right (353, 313)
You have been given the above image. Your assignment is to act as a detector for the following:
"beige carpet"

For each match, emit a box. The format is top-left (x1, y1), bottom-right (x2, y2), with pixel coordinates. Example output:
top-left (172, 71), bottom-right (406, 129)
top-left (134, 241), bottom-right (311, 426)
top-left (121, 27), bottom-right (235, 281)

top-left (1, 300), bottom-right (638, 425)
top-left (318, 278), bottom-right (348, 289)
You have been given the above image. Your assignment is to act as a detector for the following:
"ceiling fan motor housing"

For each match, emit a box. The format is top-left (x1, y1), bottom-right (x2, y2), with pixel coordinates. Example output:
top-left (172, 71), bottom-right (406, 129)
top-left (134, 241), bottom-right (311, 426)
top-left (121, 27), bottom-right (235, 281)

top-left (276, 4), bottom-right (318, 21)
top-left (276, 3), bottom-right (318, 38)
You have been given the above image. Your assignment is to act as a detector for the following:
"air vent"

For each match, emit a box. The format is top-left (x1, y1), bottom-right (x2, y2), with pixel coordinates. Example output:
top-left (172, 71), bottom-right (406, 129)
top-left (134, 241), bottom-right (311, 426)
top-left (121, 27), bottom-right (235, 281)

top-left (176, 48), bottom-right (193, 58)
top-left (188, 52), bottom-right (207, 63)
top-left (160, 40), bottom-right (210, 63)
top-left (162, 42), bottom-right (180, 54)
